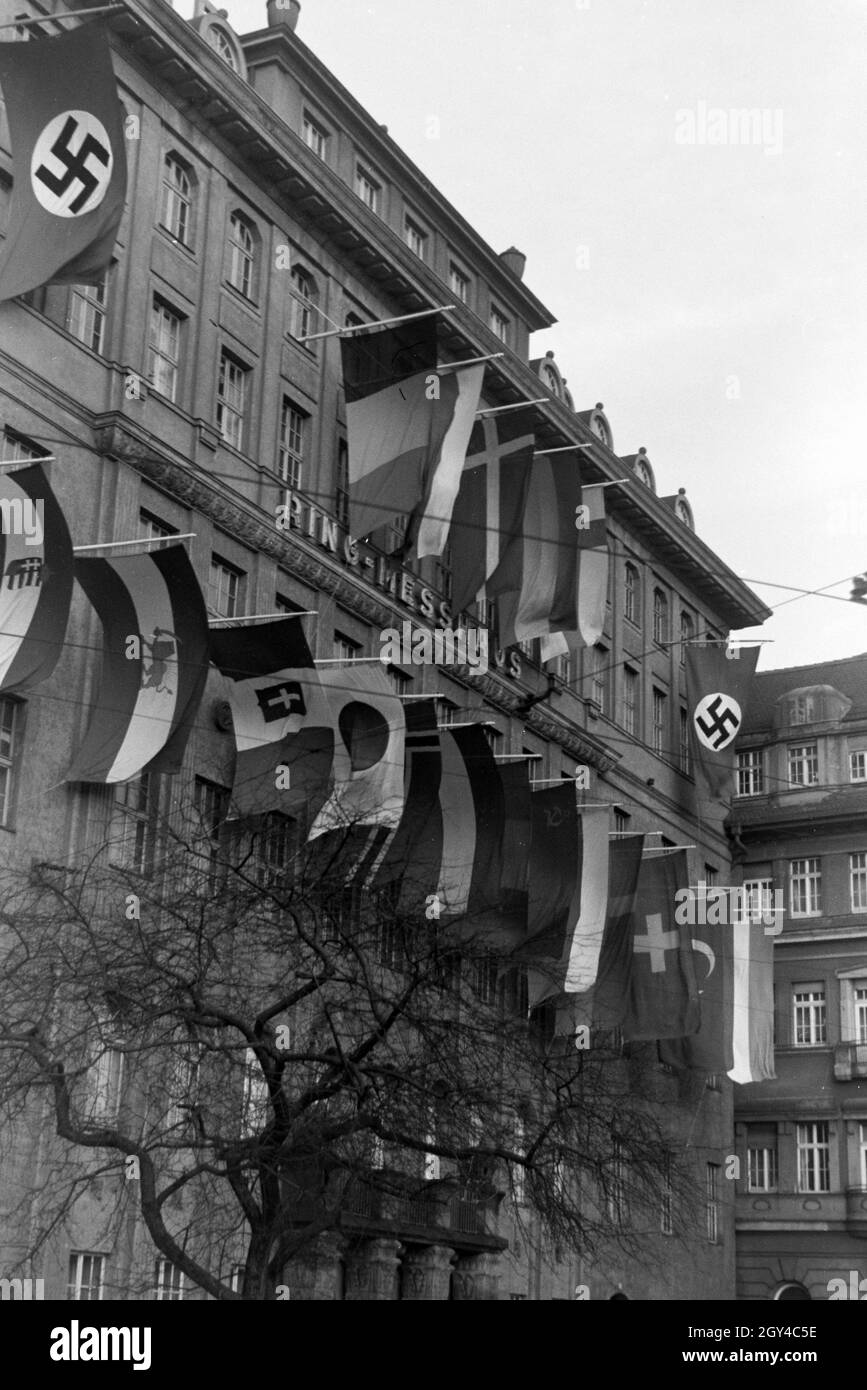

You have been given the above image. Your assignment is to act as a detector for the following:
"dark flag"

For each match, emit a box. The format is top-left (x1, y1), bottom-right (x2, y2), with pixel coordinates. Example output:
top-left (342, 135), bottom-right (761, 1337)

top-left (209, 617), bottom-right (334, 820)
top-left (0, 24), bottom-right (128, 301)
top-left (340, 318), bottom-right (460, 542)
top-left (686, 643), bottom-right (760, 799)
top-left (372, 699), bottom-right (444, 913)
top-left (66, 546), bottom-right (209, 783)
top-left (625, 851), bottom-right (700, 1042)
top-left (659, 918), bottom-right (734, 1074)
top-left (0, 463), bottom-right (73, 693)
top-left (448, 412), bottom-right (536, 617)
top-left (591, 835), bottom-right (645, 1032)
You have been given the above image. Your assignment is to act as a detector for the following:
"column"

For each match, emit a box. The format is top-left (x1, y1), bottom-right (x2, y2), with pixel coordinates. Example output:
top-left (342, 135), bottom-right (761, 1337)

top-left (343, 1238), bottom-right (403, 1301)
top-left (284, 1232), bottom-right (344, 1301)
top-left (400, 1245), bottom-right (454, 1301)
top-left (451, 1251), bottom-right (501, 1301)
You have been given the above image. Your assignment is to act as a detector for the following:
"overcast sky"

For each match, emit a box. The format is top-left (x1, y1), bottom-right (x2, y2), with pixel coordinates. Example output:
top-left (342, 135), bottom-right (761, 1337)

top-left (198, 0), bottom-right (867, 674)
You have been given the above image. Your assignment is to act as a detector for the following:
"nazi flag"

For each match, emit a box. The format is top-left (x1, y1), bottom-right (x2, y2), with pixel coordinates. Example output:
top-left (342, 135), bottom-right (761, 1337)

top-left (0, 23), bottom-right (127, 301)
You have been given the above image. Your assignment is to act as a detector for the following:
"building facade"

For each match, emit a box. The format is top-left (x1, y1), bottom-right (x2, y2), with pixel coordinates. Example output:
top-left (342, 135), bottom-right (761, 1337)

top-left (731, 655), bottom-right (867, 1300)
top-left (0, 0), bottom-right (769, 1299)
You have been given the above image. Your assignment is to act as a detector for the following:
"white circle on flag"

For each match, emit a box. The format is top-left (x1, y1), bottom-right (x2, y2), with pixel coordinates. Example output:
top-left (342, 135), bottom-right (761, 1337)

top-left (30, 111), bottom-right (114, 218)
top-left (693, 692), bottom-right (743, 751)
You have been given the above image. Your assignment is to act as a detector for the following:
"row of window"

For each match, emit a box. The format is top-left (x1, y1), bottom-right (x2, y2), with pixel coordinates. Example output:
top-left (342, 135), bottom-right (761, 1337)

top-left (67, 1251), bottom-right (243, 1300)
top-left (746, 1121), bottom-right (867, 1194)
top-left (739, 857), bottom-right (867, 919)
top-left (780, 977), bottom-right (867, 1046)
top-left (737, 745), bottom-right (867, 796)
top-left (623, 564), bottom-right (700, 656)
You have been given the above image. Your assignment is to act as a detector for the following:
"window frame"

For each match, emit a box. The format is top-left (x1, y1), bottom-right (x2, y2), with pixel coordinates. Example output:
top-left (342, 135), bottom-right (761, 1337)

top-left (67, 276), bottom-right (108, 354)
top-left (737, 748), bottom-right (764, 797)
top-left (796, 1120), bottom-right (830, 1193)
top-left (160, 153), bottom-right (194, 248)
top-left (624, 562), bottom-right (640, 626)
top-left (788, 742), bottom-right (819, 788)
top-left (227, 210), bottom-right (258, 301)
top-left (216, 349), bottom-right (250, 452)
top-left (68, 1251), bottom-right (106, 1301)
top-left (147, 295), bottom-right (183, 403)
top-left (793, 985), bottom-right (827, 1047)
top-left (278, 397), bottom-right (308, 489)
top-left (302, 110), bottom-right (329, 160)
top-left (0, 697), bottom-right (22, 829)
top-left (789, 858), bottom-right (822, 918)
top-left (208, 554), bottom-right (244, 620)
top-left (355, 162), bottom-right (382, 215)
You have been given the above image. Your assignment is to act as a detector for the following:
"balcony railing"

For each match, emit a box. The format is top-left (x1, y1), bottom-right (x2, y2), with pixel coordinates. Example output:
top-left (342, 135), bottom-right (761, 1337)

top-left (834, 1042), bottom-right (867, 1081)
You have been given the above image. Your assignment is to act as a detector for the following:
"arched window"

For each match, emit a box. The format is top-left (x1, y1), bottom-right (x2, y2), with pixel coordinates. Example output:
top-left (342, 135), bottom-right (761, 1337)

top-left (228, 212), bottom-right (257, 300)
top-left (207, 24), bottom-right (240, 71)
top-left (773, 1282), bottom-right (811, 1301)
top-left (161, 154), bottom-right (194, 247)
top-left (289, 266), bottom-right (317, 343)
top-left (624, 562), bottom-right (640, 626)
top-left (653, 587), bottom-right (669, 645)
top-left (680, 611), bottom-right (693, 665)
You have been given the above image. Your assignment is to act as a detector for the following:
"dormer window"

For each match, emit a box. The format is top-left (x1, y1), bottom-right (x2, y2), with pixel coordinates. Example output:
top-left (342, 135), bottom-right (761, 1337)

top-left (207, 25), bottom-right (240, 71)
top-left (790, 694), bottom-right (816, 725)
top-left (635, 457), bottom-right (653, 488)
top-left (541, 362), bottom-right (561, 397)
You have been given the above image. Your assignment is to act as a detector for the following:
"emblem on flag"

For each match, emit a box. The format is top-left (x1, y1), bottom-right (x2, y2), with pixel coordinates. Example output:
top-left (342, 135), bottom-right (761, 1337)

top-left (693, 692), bottom-right (743, 750)
top-left (31, 111), bottom-right (114, 217)
top-left (255, 681), bottom-right (306, 722)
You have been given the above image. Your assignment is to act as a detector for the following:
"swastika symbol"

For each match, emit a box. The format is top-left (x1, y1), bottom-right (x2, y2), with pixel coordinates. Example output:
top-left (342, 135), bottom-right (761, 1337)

top-left (693, 692), bottom-right (742, 751)
top-left (30, 111), bottom-right (113, 218)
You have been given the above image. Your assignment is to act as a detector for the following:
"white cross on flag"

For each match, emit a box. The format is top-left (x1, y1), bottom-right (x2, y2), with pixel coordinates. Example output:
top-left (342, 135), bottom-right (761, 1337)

top-left (686, 643), bottom-right (760, 799)
top-left (0, 24), bottom-right (127, 301)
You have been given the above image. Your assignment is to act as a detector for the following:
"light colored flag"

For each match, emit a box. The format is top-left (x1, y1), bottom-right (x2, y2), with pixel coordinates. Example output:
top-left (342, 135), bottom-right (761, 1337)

top-left (0, 463), bottom-right (73, 693)
top-left (308, 664), bottom-right (406, 839)
top-left (728, 918), bottom-right (776, 1084)
top-left (415, 363), bottom-right (485, 558)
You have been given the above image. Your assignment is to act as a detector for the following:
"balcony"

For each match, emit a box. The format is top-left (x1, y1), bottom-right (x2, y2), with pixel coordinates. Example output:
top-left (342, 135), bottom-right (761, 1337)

top-left (846, 1188), bottom-right (867, 1238)
top-left (833, 1042), bottom-right (867, 1081)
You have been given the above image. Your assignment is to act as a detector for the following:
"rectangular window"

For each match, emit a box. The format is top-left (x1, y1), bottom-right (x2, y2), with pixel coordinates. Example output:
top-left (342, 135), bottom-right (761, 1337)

top-left (860, 1122), bottom-right (867, 1187)
top-left (67, 278), bottom-right (107, 353)
top-left (217, 350), bottom-right (248, 451)
top-left (850, 852), bottom-right (867, 912)
top-left (278, 398), bottom-right (307, 489)
top-left (489, 306), bottom-right (510, 343)
top-left (706, 1163), bottom-right (720, 1243)
top-left (435, 546), bottom-right (453, 603)
top-left (302, 111), bottom-right (329, 159)
top-left (737, 749), bottom-right (764, 796)
top-left (788, 743), bottom-right (819, 787)
top-left (704, 864), bottom-right (719, 887)
top-left (113, 772), bottom-right (157, 875)
top-left (147, 297), bottom-right (182, 402)
top-left (1, 430), bottom-right (49, 462)
top-left (608, 1141), bottom-right (627, 1225)
top-left (335, 438), bottom-right (349, 527)
top-left (252, 812), bottom-right (295, 889)
top-left (68, 1252), bottom-right (105, 1301)
top-left (355, 164), bottom-right (382, 214)
top-left (652, 687), bottom-right (666, 755)
top-left (796, 1121), bottom-right (830, 1192)
top-left (208, 556), bottom-right (243, 619)
top-left (0, 698), bottom-right (20, 828)
top-left (449, 262), bottom-right (470, 303)
top-left (333, 631), bottom-right (361, 663)
top-left (139, 511), bottom-right (177, 543)
top-left (154, 1258), bottom-right (184, 1301)
top-left (404, 215), bottom-right (428, 259)
top-left (679, 707), bottom-right (691, 774)
top-left (591, 645), bottom-right (608, 714)
top-left (747, 1125), bottom-right (778, 1191)
top-left (660, 1155), bottom-right (673, 1236)
top-left (856, 987), bottom-right (867, 1044)
top-left (743, 879), bottom-right (774, 923)
top-left (793, 986), bottom-right (827, 1046)
top-left (194, 777), bottom-right (230, 894)
top-left (850, 751), bottom-right (867, 783)
top-left (790, 858), bottom-right (822, 917)
top-left (614, 808), bottom-right (630, 835)
top-left (790, 694), bottom-right (815, 724)
top-left (622, 667), bottom-right (637, 737)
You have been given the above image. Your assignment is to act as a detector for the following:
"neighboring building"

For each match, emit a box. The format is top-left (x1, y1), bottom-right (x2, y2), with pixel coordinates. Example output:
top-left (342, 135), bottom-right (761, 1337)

top-left (0, 0), bottom-right (769, 1298)
top-left (731, 655), bottom-right (867, 1300)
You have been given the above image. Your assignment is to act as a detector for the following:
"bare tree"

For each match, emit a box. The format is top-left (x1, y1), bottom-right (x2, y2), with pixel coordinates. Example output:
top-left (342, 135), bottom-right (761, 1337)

top-left (0, 791), bottom-right (700, 1299)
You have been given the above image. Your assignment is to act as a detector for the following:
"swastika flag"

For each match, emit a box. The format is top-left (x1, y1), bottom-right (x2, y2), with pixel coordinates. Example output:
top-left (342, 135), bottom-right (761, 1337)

top-left (0, 24), bottom-right (127, 301)
top-left (685, 642), bottom-right (760, 799)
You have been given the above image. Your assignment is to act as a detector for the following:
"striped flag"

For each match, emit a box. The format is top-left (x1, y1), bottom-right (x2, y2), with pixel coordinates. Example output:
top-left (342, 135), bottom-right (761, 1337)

top-left (728, 918), bottom-right (775, 1084)
top-left (66, 546), bottom-right (209, 784)
top-left (447, 412), bottom-right (536, 616)
top-left (209, 617), bottom-right (334, 819)
top-left (517, 788), bottom-right (609, 1007)
top-left (414, 363), bottom-right (485, 559)
top-left (0, 463), bottom-right (73, 693)
top-left (372, 698), bottom-right (444, 912)
top-left (340, 319), bottom-right (459, 542)
top-left (488, 456), bottom-right (608, 650)
top-left (308, 664), bottom-right (406, 840)
top-left (0, 25), bottom-right (127, 301)
top-left (592, 835), bottom-right (645, 1032)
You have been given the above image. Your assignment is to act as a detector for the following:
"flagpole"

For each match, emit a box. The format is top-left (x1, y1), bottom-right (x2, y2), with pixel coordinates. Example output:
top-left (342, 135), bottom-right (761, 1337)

top-left (534, 444), bottom-right (594, 456)
top-left (437, 353), bottom-right (504, 374)
top-left (315, 657), bottom-right (384, 664)
top-left (0, 456), bottom-right (56, 467)
top-left (0, 4), bottom-right (122, 27)
top-left (208, 611), bottom-right (318, 626)
top-left (302, 304), bottom-right (456, 344)
top-left (73, 533), bottom-right (196, 552)
top-left (476, 399), bottom-right (547, 418)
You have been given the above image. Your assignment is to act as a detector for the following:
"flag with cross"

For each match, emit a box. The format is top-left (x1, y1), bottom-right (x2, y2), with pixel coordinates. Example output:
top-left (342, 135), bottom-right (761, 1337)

top-left (447, 410), bottom-right (537, 617)
top-left (0, 24), bottom-right (127, 301)
top-left (686, 642), bottom-right (760, 799)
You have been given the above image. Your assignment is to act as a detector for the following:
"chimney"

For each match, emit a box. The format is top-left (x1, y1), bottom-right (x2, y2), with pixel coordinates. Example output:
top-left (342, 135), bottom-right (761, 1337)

top-left (267, 0), bottom-right (300, 31)
top-left (499, 246), bottom-right (527, 280)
